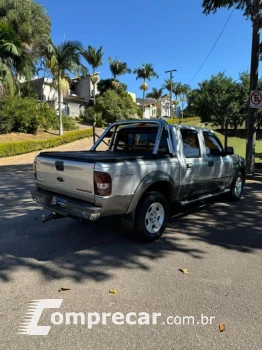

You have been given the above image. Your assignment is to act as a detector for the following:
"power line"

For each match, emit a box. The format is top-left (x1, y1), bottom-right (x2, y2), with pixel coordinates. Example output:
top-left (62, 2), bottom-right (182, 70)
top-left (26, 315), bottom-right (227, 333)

top-left (188, 8), bottom-right (235, 84)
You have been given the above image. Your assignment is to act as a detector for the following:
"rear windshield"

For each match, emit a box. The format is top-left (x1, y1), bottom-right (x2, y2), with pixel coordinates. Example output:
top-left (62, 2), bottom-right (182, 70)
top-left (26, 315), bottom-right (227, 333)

top-left (113, 128), bottom-right (169, 153)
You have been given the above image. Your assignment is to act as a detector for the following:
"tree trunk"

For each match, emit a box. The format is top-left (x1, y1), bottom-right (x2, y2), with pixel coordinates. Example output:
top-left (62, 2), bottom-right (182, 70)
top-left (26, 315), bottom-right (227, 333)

top-left (58, 74), bottom-right (63, 136)
top-left (143, 79), bottom-right (145, 118)
top-left (224, 122), bottom-right (228, 149)
top-left (246, 0), bottom-right (260, 173)
top-left (92, 68), bottom-right (96, 144)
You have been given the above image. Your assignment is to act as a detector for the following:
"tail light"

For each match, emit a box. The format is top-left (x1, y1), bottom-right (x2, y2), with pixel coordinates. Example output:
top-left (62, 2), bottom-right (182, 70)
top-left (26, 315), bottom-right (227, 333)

top-left (94, 171), bottom-right (112, 196)
top-left (33, 161), bottom-right (37, 180)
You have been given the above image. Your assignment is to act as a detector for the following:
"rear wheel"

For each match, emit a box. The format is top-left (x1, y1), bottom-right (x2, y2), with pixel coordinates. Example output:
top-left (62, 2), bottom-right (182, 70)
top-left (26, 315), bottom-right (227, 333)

top-left (134, 192), bottom-right (169, 242)
top-left (228, 171), bottom-right (244, 201)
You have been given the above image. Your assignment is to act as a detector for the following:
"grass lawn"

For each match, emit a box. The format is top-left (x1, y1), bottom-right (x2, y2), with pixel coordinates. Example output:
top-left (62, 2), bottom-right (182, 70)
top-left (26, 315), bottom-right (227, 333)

top-left (0, 123), bottom-right (91, 144)
top-left (180, 118), bottom-right (262, 163)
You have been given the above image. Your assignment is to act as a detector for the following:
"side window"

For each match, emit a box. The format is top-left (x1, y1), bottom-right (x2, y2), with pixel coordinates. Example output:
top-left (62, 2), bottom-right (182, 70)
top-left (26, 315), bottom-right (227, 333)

top-left (181, 130), bottom-right (201, 158)
top-left (204, 133), bottom-right (223, 157)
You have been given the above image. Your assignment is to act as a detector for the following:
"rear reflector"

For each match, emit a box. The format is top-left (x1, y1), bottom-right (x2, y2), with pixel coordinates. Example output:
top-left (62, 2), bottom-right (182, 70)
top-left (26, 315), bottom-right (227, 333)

top-left (94, 171), bottom-right (112, 196)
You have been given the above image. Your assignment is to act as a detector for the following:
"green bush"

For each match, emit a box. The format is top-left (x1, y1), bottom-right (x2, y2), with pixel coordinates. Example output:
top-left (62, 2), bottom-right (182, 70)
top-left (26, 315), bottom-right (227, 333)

top-left (53, 115), bottom-right (79, 131)
top-left (0, 128), bottom-right (93, 158)
top-left (0, 97), bottom-right (59, 134)
top-left (81, 106), bottom-right (106, 127)
top-left (0, 97), bottom-right (79, 134)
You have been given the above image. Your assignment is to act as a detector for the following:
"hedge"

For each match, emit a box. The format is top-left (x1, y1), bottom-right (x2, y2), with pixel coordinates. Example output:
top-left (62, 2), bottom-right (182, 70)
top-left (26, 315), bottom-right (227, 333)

top-left (0, 128), bottom-right (93, 158)
top-left (167, 116), bottom-right (201, 124)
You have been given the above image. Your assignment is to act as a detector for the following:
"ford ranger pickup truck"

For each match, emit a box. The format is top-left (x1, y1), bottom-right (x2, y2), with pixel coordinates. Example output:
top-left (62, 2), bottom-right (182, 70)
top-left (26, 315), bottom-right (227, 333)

top-left (31, 119), bottom-right (246, 241)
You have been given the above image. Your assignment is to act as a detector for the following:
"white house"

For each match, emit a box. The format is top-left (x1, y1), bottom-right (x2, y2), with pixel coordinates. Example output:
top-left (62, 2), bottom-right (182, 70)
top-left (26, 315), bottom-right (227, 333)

top-left (29, 74), bottom-right (100, 118)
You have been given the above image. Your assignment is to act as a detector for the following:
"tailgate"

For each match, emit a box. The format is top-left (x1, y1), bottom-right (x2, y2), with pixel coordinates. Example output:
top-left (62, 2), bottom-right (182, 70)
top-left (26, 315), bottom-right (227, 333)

top-left (35, 156), bottom-right (95, 202)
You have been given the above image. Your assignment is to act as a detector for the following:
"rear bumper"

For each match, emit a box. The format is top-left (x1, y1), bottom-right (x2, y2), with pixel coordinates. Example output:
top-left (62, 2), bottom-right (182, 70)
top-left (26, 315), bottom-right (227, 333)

top-left (31, 189), bottom-right (101, 221)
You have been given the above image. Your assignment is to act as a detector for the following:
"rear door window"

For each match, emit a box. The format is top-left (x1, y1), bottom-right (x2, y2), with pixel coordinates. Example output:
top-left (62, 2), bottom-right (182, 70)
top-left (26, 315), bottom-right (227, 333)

top-left (181, 129), bottom-right (201, 158)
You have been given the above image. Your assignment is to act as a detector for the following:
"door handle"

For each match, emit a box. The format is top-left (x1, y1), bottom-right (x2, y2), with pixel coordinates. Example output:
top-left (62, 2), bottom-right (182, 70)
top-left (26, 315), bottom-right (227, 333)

top-left (187, 163), bottom-right (193, 169)
top-left (208, 160), bottom-right (214, 167)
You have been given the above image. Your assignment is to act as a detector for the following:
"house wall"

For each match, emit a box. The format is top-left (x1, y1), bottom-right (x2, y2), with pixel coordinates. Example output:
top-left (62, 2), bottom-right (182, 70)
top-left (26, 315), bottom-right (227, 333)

top-left (75, 78), bottom-right (90, 100)
top-left (128, 92), bottom-right (136, 102)
top-left (42, 83), bottom-right (59, 102)
top-left (64, 103), bottom-right (85, 118)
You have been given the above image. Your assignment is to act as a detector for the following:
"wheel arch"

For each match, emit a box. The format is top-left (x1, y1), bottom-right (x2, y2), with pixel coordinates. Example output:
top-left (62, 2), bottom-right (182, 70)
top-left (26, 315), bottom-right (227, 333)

top-left (126, 171), bottom-right (176, 215)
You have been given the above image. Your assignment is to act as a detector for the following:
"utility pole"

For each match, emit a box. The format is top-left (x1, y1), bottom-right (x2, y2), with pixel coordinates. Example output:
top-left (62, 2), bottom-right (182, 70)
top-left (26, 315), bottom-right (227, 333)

top-left (165, 69), bottom-right (177, 118)
top-left (246, 0), bottom-right (261, 173)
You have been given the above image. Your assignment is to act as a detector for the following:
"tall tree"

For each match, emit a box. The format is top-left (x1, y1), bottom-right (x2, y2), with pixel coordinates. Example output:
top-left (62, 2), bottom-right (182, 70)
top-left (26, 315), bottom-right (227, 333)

top-left (81, 46), bottom-right (104, 104)
top-left (202, 0), bottom-right (254, 19)
top-left (108, 57), bottom-right (131, 87)
top-left (179, 84), bottom-right (191, 119)
top-left (187, 72), bottom-right (241, 130)
top-left (43, 40), bottom-right (87, 135)
top-left (146, 87), bottom-right (164, 118)
top-left (133, 63), bottom-right (158, 117)
top-left (163, 79), bottom-right (174, 117)
top-left (0, 0), bottom-right (51, 57)
top-left (0, 20), bottom-right (32, 96)
top-left (202, 0), bottom-right (260, 173)
top-left (172, 82), bottom-right (182, 116)
top-left (81, 45), bottom-right (104, 143)
top-left (97, 78), bottom-right (127, 95)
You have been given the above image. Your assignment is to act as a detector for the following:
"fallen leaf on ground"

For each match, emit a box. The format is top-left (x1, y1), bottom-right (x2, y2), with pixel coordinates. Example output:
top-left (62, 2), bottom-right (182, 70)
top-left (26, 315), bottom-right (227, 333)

top-left (179, 269), bottom-right (189, 274)
top-left (109, 289), bottom-right (117, 294)
top-left (219, 323), bottom-right (225, 332)
top-left (59, 287), bottom-right (71, 292)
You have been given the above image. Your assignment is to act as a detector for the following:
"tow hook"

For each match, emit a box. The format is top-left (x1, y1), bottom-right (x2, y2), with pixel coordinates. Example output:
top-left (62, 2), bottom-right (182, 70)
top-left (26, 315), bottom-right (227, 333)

top-left (42, 212), bottom-right (61, 223)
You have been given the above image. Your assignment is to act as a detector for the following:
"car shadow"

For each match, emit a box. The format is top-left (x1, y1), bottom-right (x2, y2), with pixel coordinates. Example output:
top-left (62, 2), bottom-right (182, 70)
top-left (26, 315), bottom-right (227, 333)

top-left (0, 167), bottom-right (261, 283)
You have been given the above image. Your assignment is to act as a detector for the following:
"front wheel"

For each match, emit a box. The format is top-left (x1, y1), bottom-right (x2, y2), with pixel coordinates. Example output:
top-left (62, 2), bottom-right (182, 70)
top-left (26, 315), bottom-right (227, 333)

top-left (134, 192), bottom-right (169, 242)
top-left (228, 171), bottom-right (244, 201)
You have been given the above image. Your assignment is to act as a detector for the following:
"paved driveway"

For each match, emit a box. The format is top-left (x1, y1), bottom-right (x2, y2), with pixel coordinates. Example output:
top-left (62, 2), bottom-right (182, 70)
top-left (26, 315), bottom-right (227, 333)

top-left (0, 168), bottom-right (261, 350)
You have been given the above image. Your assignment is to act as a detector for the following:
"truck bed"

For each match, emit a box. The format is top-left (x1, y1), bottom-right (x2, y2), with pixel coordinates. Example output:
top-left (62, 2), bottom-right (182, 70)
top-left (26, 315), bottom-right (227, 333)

top-left (39, 151), bottom-right (170, 163)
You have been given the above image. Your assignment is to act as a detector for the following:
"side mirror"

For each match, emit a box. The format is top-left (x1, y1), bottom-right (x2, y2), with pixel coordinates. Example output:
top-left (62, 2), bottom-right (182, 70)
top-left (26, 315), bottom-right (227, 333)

top-left (222, 146), bottom-right (234, 156)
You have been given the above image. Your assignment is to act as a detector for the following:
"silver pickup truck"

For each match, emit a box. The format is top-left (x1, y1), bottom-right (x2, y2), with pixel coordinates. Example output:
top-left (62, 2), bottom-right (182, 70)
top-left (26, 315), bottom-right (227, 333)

top-left (31, 119), bottom-right (246, 241)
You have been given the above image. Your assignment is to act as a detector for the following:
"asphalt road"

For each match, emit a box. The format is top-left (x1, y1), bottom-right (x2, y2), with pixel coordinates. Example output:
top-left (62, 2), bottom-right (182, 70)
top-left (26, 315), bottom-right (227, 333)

top-left (0, 167), bottom-right (261, 350)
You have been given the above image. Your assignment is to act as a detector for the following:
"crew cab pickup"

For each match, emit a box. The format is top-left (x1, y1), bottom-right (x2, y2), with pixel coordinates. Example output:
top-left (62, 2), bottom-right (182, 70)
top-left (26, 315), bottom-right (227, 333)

top-left (31, 120), bottom-right (246, 241)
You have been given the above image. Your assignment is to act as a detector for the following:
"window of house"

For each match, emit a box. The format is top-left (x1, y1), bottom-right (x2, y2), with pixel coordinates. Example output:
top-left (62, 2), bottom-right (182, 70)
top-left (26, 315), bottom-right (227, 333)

top-left (181, 129), bottom-right (201, 158)
top-left (203, 133), bottom-right (223, 157)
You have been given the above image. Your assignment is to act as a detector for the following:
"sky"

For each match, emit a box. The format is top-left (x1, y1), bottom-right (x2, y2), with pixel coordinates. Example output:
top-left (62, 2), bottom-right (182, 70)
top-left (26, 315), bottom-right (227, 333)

top-left (40, 0), bottom-right (254, 98)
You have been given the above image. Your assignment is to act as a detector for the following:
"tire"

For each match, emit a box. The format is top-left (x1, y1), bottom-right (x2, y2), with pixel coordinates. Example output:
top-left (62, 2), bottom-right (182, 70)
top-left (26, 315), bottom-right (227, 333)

top-left (134, 192), bottom-right (169, 242)
top-left (228, 171), bottom-right (244, 201)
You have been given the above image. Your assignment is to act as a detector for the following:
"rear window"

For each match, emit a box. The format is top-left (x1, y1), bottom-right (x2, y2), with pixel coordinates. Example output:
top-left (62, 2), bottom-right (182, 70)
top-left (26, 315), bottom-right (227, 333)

top-left (114, 129), bottom-right (169, 153)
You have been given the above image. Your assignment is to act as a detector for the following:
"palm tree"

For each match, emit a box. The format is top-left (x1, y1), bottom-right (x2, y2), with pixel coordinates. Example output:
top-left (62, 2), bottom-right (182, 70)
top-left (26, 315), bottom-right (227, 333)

top-left (172, 82), bottom-right (183, 116)
top-left (163, 79), bottom-right (175, 117)
top-left (108, 57), bottom-right (131, 87)
top-left (133, 63), bottom-right (158, 118)
top-left (146, 87), bottom-right (164, 118)
top-left (43, 40), bottom-right (87, 135)
top-left (179, 84), bottom-right (191, 120)
top-left (0, 20), bottom-right (33, 96)
top-left (81, 46), bottom-right (104, 104)
top-left (0, 0), bottom-right (51, 57)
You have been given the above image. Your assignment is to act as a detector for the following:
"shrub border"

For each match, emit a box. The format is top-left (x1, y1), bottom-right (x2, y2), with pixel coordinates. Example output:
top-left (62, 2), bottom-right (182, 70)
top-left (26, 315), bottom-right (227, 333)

top-left (0, 129), bottom-right (93, 158)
